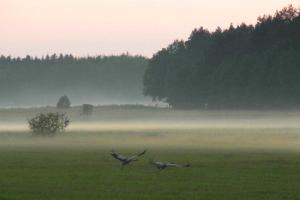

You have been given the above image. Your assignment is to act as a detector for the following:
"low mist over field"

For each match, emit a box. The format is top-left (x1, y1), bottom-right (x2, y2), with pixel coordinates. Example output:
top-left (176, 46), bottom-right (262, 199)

top-left (1, 107), bottom-right (300, 152)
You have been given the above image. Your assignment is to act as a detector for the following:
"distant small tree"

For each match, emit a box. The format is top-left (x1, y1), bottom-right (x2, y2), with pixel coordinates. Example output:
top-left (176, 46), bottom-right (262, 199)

top-left (28, 113), bottom-right (70, 136)
top-left (57, 95), bottom-right (71, 109)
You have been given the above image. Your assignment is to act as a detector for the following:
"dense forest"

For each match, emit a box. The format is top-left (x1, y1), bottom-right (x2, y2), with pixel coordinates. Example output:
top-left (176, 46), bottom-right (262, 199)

top-left (0, 54), bottom-right (149, 107)
top-left (144, 5), bottom-right (300, 109)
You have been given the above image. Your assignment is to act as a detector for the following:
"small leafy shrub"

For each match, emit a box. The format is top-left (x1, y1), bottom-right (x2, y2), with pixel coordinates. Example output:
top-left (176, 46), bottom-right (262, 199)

top-left (28, 113), bottom-right (70, 136)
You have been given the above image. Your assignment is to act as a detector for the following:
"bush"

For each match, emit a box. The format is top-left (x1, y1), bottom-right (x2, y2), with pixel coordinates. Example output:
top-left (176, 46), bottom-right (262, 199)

top-left (28, 113), bottom-right (70, 136)
top-left (57, 95), bottom-right (71, 109)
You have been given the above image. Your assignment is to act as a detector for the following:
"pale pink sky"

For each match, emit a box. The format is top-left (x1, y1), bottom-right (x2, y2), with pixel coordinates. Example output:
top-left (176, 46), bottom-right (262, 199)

top-left (1, 0), bottom-right (299, 58)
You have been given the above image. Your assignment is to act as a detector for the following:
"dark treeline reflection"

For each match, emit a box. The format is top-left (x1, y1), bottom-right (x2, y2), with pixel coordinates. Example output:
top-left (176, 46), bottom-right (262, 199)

top-left (0, 54), bottom-right (149, 107)
top-left (144, 5), bottom-right (300, 109)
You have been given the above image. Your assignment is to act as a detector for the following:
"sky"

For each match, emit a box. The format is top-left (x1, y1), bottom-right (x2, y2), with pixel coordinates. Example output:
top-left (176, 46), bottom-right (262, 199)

top-left (1, 0), bottom-right (299, 58)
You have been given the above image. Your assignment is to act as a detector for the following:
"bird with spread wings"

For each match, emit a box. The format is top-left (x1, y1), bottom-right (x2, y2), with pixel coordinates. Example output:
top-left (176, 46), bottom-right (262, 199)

top-left (150, 160), bottom-right (190, 170)
top-left (111, 150), bottom-right (147, 167)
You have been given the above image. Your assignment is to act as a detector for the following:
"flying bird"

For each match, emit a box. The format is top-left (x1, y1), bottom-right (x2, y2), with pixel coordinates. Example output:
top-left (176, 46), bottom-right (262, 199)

top-left (111, 149), bottom-right (147, 167)
top-left (150, 160), bottom-right (190, 170)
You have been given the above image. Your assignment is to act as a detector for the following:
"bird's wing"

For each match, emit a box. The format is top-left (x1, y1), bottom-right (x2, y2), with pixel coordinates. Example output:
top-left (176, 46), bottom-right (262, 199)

top-left (166, 162), bottom-right (191, 168)
top-left (149, 161), bottom-right (166, 169)
top-left (166, 163), bottom-right (182, 167)
top-left (137, 150), bottom-right (147, 157)
top-left (150, 160), bottom-right (167, 168)
top-left (128, 150), bottom-right (147, 160)
top-left (154, 161), bottom-right (165, 167)
top-left (111, 151), bottom-right (128, 162)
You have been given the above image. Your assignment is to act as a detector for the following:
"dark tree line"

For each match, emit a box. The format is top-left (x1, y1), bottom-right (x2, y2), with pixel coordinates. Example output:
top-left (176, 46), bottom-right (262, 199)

top-left (0, 54), bottom-right (148, 106)
top-left (143, 5), bottom-right (300, 109)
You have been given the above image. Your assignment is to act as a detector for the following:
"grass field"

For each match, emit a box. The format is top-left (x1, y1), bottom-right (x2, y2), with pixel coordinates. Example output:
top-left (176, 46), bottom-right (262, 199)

top-left (0, 107), bottom-right (300, 199)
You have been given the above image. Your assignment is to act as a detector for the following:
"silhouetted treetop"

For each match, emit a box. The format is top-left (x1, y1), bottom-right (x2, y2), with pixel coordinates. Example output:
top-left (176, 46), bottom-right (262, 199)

top-left (144, 5), bottom-right (300, 109)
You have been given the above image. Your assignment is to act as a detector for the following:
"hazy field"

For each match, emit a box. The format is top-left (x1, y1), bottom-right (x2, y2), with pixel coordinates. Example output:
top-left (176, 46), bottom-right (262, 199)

top-left (0, 107), bottom-right (300, 199)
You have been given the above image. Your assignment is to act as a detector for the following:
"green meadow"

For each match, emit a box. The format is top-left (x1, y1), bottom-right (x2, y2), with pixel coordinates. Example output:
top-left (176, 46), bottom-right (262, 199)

top-left (0, 107), bottom-right (300, 200)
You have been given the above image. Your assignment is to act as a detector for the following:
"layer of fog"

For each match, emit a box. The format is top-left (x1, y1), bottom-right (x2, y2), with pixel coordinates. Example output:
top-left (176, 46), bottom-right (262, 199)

top-left (1, 109), bottom-right (300, 151)
top-left (0, 92), bottom-right (153, 108)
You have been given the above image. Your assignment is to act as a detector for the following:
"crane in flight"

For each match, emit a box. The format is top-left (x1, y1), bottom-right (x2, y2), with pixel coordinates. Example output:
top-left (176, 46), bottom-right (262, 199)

top-left (150, 160), bottom-right (190, 170)
top-left (111, 149), bottom-right (147, 167)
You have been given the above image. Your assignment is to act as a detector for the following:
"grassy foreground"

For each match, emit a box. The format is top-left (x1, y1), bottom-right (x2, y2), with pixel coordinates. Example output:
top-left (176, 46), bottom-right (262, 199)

top-left (0, 108), bottom-right (300, 199)
top-left (0, 145), bottom-right (300, 200)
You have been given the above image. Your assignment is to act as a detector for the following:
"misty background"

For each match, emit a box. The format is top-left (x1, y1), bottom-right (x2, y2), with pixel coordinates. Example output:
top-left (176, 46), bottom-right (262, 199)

top-left (0, 54), bottom-right (151, 107)
top-left (0, 4), bottom-right (299, 109)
